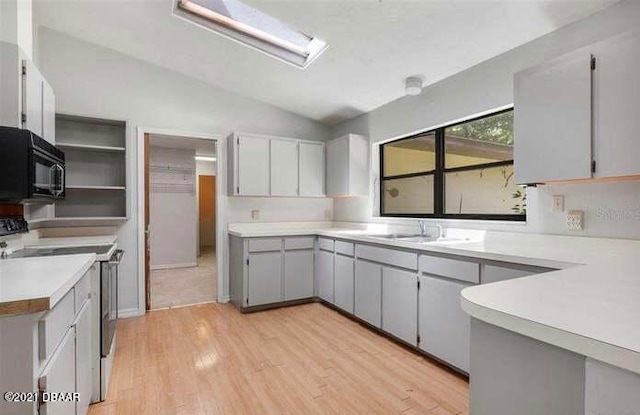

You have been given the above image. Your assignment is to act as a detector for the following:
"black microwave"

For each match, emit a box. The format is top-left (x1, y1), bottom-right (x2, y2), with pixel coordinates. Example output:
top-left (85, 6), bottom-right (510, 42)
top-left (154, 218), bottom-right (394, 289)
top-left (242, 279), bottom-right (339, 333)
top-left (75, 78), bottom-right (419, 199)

top-left (0, 127), bottom-right (65, 204)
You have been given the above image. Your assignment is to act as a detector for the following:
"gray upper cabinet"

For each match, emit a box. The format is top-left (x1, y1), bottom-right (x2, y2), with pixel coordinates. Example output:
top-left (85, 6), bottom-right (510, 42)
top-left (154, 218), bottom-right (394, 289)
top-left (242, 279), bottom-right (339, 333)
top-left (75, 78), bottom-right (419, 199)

top-left (299, 142), bottom-right (325, 197)
top-left (326, 134), bottom-right (369, 197)
top-left (23, 58), bottom-right (45, 138)
top-left (270, 139), bottom-right (299, 196)
top-left (382, 267), bottom-right (418, 346)
top-left (592, 30), bottom-right (640, 178)
top-left (316, 248), bottom-right (334, 303)
top-left (248, 251), bottom-right (283, 306)
top-left (354, 259), bottom-right (382, 327)
top-left (334, 252), bottom-right (354, 313)
top-left (284, 250), bottom-right (314, 301)
top-left (419, 274), bottom-right (473, 373)
top-left (230, 134), bottom-right (271, 196)
top-left (514, 49), bottom-right (593, 184)
top-left (228, 133), bottom-right (325, 197)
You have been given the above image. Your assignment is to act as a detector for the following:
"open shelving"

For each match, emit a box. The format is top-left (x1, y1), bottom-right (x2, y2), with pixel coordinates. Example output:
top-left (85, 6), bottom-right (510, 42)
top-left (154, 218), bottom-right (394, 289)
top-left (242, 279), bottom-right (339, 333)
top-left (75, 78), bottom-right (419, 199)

top-left (54, 114), bottom-right (128, 220)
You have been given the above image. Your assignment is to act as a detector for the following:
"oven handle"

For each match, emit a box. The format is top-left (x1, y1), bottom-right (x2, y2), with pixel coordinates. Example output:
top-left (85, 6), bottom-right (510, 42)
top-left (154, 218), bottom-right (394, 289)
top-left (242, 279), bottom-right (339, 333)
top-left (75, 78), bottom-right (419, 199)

top-left (109, 249), bottom-right (125, 265)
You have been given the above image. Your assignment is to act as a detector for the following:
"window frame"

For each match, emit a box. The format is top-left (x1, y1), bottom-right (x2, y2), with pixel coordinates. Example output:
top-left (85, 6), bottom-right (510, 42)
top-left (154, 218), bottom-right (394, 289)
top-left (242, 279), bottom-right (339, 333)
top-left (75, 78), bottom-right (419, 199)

top-left (380, 108), bottom-right (525, 222)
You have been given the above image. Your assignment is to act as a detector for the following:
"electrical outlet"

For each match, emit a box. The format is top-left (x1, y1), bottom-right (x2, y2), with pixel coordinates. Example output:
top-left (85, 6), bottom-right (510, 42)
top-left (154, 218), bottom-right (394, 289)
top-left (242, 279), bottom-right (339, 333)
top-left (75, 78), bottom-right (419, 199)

top-left (552, 195), bottom-right (565, 213)
top-left (251, 209), bottom-right (260, 220)
top-left (567, 210), bottom-right (584, 230)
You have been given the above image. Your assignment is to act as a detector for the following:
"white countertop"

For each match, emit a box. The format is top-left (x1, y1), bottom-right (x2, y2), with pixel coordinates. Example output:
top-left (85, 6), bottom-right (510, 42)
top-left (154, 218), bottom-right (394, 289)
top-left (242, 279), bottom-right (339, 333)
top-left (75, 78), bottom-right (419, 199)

top-left (229, 221), bottom-right (640, 374)
top-left (0, 254), bottom-right (96, 316)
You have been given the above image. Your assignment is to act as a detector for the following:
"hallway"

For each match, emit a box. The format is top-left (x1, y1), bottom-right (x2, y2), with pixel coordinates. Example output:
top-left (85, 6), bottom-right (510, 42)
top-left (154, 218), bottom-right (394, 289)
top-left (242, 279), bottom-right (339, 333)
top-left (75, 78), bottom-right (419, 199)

top-left (150, 247), bottom-right (217, 309)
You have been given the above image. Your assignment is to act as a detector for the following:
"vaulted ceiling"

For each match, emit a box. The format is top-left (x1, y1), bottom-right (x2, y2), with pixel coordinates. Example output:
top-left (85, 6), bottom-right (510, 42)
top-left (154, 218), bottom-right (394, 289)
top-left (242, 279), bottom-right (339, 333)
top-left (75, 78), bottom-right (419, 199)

top-left (35, 0), bottom-right (618, 126)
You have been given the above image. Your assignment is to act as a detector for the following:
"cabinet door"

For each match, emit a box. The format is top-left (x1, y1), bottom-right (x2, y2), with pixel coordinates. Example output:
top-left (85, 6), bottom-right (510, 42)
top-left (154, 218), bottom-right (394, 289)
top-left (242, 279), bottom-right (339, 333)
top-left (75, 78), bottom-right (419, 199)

top-left (22, 59), bottom-right (44, 136)
top-left (39, 329), bottom-right (76, 415)
top-left (73, 300), bottom-right (92, 415)
top-left (593, 31), bottom-right (640, 178)
top-left (514, 50), bottom-right (593, 184)
top-left (247, 252), bottom-right (282, 306)
top-left (334, 254), bottom-right (354, 313)
top-left (326, 137), bottom-right (349, 196)
top-left (419, 275), bottom-right (473, 372)
top-left (299, 142), bottom-right (325, 196)
top-left (382, 267), bottom-right (418, 346)
top-left (284, 250), bottom-right (314, 301)
top-left (354, 259), bottom-right (382, 327)
top-left (237, 135), bottom-right (270, 196)
top-left (270, 139), bottom-right (299, 196)
top-left (316, 250), bottom-right (334, 303)
top-left (41, 79), bottom-right (56, 144)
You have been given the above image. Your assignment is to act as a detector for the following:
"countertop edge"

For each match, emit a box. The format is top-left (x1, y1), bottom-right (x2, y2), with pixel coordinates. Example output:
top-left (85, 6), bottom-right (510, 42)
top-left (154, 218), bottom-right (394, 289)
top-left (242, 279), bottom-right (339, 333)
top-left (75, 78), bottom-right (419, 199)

top-left (460, 293), bottom-right (640, 375)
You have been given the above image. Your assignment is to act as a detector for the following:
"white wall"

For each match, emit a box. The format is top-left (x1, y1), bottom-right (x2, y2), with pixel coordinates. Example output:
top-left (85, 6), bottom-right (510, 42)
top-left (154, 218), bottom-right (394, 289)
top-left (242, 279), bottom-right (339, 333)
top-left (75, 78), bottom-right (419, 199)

top-left (149, 147), bottom-right (197, 269)
top-left (0, 0), bottom-right (33, 59)
top-left (37, 28), bottom-right (332, 313)
top-left (332, 0), bottom-right (640, 240)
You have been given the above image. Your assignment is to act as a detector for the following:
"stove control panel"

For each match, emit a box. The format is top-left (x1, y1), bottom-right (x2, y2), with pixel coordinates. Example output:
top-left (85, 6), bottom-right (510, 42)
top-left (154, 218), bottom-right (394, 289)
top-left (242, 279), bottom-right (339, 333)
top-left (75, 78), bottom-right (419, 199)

top-left (0, 217), bottom-right (29, 237)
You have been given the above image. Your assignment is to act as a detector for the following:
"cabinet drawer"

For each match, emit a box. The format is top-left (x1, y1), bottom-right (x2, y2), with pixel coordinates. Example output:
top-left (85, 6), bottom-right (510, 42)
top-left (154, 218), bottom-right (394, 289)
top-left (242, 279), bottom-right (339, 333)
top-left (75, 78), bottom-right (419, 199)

top-left (248, 238), bottom-right (282, 253)
top-left (318, 237), bottom-right (334, 252)
top-left (356, 244), bottom-right (417, 271)
top-left (284, 237), bottom-right (315, 250)
top-left (39, 288), bottom-right (75, 361)
top-left (335, 240), bottom-right (354, 257)
top-left (74, 269), bottom-right (92, 310)
top-left (419, 255), bottom-right (479, 284)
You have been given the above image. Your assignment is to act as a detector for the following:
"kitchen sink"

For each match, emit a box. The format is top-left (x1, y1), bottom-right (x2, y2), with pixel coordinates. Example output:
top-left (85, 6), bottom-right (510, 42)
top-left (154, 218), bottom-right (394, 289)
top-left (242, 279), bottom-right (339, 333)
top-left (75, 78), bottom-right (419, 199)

top-left (367, 234), bottom-right (471, 244)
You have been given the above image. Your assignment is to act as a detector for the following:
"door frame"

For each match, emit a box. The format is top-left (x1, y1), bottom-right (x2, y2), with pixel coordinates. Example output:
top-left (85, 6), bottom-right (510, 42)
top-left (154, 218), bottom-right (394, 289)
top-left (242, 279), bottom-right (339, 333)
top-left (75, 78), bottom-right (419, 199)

top-left (136, 126), bottom-right (224, 314)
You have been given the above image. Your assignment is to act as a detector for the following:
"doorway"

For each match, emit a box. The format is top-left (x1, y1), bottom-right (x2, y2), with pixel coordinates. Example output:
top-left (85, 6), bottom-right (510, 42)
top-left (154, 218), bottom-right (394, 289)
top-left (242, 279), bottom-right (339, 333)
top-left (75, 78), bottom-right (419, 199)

top-left (144, 133), bottom-right (218, 310)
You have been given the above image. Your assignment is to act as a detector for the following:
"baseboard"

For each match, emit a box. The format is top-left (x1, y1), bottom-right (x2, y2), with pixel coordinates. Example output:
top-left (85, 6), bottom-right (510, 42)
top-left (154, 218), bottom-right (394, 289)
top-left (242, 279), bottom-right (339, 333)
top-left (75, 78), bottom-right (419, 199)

top-left (118, 307), bottom-right (144, 318)
top-left (218, 295), bottom-right (230, 303)
top-left (150, 262), bottom-right (198, 270)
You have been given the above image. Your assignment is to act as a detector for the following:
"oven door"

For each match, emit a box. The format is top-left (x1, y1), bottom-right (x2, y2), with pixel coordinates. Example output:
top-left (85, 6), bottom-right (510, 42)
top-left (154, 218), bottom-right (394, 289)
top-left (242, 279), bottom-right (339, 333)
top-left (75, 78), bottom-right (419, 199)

top-left (32, 149), bottom-right (65, 200)
top-left (101, 249), bottom-right (124, 357)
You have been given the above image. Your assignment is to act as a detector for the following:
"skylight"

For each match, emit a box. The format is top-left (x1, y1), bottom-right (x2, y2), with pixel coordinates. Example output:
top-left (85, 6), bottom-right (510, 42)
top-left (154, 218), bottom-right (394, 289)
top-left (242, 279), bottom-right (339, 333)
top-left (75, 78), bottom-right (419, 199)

top-left (173, 0), bottom-right (328, 69)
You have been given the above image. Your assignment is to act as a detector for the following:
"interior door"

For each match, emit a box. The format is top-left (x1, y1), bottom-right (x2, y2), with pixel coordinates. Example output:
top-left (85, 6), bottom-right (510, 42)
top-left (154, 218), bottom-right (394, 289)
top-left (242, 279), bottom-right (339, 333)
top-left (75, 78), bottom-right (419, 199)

top-left (144, 133), bottom-right (151, 311)
top-left (198, 175), bottom-right (216, 248)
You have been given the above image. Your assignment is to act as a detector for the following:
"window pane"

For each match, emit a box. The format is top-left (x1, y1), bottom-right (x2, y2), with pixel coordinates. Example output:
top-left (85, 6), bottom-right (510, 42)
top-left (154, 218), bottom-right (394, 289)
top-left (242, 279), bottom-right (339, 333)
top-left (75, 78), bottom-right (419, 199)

top-left (382, 175), bottom-right (434, 215)
top-left (445, 111), bottom-right (513, 169)
top-left (383, 132), bottom-right (436, 177)
top-left (445, 164), bottom-right (525, 215)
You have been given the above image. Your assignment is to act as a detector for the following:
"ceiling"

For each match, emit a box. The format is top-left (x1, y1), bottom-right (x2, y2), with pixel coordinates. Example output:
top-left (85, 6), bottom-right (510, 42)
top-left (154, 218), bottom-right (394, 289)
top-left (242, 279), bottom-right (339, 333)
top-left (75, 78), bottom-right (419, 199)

top-left (150, 134), bottom-right (217, 157)
top-left (35, 0), bottom-right (618, 126)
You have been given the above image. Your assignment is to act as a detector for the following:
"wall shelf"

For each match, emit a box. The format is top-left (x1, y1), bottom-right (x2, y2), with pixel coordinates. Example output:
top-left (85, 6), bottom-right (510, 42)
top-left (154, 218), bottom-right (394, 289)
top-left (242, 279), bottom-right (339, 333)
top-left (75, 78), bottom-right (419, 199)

top-left (54, 114), bottom-right (128, 221)
top-left (66, 185), bottom-right (127, 191)
top-left (57, 143), bottom-right (126, 153)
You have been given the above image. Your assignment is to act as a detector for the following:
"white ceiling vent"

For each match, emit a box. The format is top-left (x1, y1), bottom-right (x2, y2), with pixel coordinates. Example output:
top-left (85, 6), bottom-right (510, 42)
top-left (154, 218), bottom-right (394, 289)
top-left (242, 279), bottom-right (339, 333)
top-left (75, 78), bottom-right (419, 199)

top-left (173, 0), bottom-right (328, 69)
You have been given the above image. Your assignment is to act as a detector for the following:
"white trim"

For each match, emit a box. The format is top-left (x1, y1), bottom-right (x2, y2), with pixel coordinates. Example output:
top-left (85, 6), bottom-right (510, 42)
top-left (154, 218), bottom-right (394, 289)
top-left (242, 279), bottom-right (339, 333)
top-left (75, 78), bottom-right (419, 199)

top-left (117, 307), bottom-right (144, 319)
top-left (150, 262), bottom-right (198, 270)
top-left (136, 126), bottom-right (224, 316)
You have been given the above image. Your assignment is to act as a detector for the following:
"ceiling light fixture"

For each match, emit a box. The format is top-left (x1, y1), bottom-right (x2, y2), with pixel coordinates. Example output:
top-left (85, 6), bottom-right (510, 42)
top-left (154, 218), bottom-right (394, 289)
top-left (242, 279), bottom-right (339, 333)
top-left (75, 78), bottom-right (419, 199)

top-left (195, 156), bottom-right (217, 162)
top-left (405, 76), bottom-right (423, 96)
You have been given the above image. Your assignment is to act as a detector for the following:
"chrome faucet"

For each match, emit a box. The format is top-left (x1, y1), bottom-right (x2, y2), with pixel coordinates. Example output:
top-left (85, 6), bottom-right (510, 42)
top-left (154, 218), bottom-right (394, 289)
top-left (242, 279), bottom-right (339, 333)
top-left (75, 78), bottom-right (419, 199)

top-left (0, 241), bottom-right (8, 259)
top-left (418, 221), bottom-right (428, 236)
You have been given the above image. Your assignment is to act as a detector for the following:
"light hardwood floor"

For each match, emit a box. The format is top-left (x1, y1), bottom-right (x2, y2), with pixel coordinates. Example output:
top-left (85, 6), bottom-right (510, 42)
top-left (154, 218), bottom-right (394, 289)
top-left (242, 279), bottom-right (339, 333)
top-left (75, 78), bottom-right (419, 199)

top-left (150, 247), bottom-right (217, 309)
top-left (89, 303), bottom-right (469, 415)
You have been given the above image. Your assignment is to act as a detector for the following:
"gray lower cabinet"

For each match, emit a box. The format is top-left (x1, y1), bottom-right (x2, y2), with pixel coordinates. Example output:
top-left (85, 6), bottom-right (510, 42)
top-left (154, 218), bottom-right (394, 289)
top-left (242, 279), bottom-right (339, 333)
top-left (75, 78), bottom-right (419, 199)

top-left (284, 250), bottom-right (314, 301)
top-left (482, 263), bottom-right (554, 284)
top-left (382, 267), bottom-right (418, 346)
top-left (419, 274), bottom-right (474, 372)
top-left (73, 300), bottom-right (92, 415)
top-left (334, 254), bottom-right (354, 313)
top-left (38, 330), bottom-right (77, 415)
top-left (316, 249), bottom-right (335, 303)
top-left (354, 259), bottom-right (382, 327)
top-left (248, 252), bottom-right (283, 306)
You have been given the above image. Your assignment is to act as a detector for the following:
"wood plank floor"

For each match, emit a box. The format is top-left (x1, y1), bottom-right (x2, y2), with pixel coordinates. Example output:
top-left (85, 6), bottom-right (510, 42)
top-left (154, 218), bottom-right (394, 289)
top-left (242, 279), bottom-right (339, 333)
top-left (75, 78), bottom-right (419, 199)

top-left (89, 303), bottom-right (469, 415)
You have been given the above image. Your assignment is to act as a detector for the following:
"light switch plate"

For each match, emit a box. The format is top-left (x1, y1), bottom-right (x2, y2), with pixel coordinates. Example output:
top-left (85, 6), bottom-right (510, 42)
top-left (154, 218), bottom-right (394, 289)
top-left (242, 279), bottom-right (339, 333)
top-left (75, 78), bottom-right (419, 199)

top-left (552, 195), bottom-right (565, 213)
top-left (567, 210), bottom-right (584, 230)
top-left (251, 209), bottom-right (260, 220)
